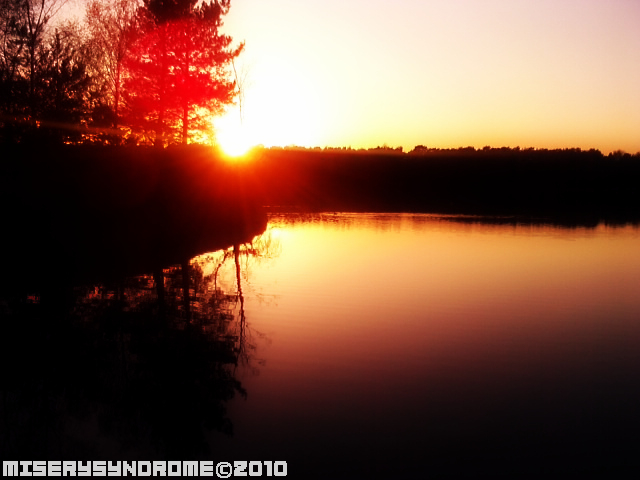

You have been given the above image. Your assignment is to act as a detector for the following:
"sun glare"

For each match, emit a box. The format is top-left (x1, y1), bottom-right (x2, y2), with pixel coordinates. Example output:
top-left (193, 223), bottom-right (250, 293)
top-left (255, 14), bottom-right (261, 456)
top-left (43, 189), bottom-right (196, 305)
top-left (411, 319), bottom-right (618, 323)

top-left (213, 110), bottom-right (254, 158)
top-left (216, 123), bottom-right (252, 157)
top-left (211, 55), bottom-right (328, 153)
top-left (219, 130), bottom-right (252, 157)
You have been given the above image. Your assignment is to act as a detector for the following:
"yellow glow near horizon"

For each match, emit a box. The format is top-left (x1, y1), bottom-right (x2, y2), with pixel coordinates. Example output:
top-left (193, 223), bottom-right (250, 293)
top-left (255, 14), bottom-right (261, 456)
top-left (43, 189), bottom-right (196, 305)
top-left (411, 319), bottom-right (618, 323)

top-left (215, 118), bottom-right (252, 157)
top-left (214, 62), bottom-right (326, 150)
top-left (219, 0), bottom-right (640, 154)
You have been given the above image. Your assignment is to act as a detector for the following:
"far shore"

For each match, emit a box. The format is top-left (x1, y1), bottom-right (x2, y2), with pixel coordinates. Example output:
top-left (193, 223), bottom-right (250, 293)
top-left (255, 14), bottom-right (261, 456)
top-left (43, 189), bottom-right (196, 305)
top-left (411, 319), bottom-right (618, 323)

top-left (2, 143), bottom-right (639, 233)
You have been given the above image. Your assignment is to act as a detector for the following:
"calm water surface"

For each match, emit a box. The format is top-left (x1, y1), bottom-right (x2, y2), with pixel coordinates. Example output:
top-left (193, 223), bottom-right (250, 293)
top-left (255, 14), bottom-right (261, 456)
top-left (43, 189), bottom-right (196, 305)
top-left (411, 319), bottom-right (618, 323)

top-left (206, 213), bottom-right (640, 477)
top-left (3, 213), bottom-right (640, 478)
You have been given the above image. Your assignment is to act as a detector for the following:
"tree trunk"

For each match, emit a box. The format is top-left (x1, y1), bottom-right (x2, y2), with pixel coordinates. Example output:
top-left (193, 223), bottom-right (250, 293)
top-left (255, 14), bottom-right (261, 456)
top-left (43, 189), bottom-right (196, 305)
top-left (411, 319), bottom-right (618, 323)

top-left (114, 62), bottom-right (120, 129)
top-left (156, 25), bottom-right (167, 148)
top-left (181, 103), bottom-right (188, 144)
top-left (181, 45), bottom-right (190, 144)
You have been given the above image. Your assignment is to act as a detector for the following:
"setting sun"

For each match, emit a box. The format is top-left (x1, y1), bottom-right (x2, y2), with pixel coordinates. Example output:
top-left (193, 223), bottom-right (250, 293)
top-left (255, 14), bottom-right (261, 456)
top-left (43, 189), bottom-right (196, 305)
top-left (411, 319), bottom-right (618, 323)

top-left (211, 53), bottom-right (329, 150)
top-left (217, 126), bottom-right (252, 157)
top-left (219, 0), bottom-right (640, 154)
top-left (213, 112), bottom-right (253, 157)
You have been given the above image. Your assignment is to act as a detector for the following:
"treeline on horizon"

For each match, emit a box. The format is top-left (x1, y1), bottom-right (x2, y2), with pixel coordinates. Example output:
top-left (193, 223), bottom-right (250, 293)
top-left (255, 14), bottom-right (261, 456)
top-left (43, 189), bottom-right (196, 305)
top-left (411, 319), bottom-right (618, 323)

top-left (3, 143), bottom-right (640, 224)
top-left (254, 143), bottom-right (640, 159)
top-left (0, 0), bottom-right (241, 147)
top-left (246, 145), bottom-right (640, 219)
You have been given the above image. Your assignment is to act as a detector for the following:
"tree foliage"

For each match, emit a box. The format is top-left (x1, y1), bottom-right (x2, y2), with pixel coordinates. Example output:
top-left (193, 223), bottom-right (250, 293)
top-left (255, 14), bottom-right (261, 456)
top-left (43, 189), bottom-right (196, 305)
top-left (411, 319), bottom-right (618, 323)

top-left (84, 0), bottom-right (139, 130)
top-left (30, 26), bottom-right (91, 142)
top-left (0, 0), bottom-right (30, 129)
top-left (0, 0), bottom-right (242, 145)
top-left (0, 0), bottom-right (96, 143)
top-left (124, 0), bottom-right (242, 145)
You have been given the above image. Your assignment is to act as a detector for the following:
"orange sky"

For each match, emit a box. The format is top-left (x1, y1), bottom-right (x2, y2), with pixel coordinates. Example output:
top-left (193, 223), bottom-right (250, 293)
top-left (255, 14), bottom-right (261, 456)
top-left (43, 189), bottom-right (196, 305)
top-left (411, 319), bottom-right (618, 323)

top-left (215, 0), bottom-right (640, 153)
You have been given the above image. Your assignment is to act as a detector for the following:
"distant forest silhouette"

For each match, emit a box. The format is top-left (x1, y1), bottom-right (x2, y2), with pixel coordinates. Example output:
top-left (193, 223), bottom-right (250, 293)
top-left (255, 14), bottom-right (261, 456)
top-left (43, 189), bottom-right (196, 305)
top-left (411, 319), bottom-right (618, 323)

top-left (3, 144), bottom-right (640, 228)
top-left (240, 146), bottom-right (640, 222)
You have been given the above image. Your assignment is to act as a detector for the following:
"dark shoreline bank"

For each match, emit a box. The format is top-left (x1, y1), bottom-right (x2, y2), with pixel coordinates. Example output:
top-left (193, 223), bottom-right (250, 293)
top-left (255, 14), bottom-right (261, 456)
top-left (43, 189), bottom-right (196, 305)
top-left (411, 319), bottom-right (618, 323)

top-left (1, 145), bottom-right (267, 287)
top-left (2, 144), bottom-right (639, 248)
top-left (246, 147), bottom-right (640, 224)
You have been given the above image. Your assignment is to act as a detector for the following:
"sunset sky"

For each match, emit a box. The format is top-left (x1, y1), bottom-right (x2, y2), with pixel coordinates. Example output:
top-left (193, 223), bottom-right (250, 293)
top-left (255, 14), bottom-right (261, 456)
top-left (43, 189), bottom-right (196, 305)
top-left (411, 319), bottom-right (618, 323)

top-left (214, 0), bottom-right (640, 153)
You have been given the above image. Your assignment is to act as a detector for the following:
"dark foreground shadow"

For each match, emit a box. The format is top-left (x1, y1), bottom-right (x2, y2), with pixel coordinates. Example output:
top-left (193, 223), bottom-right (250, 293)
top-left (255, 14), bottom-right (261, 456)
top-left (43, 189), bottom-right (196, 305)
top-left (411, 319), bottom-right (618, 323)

top-left (0, 146), bottom-right (270, 458)
top-left (0, 234), bottom-right (274, 460)
top-left (1, 145), bottom-right (267, 289)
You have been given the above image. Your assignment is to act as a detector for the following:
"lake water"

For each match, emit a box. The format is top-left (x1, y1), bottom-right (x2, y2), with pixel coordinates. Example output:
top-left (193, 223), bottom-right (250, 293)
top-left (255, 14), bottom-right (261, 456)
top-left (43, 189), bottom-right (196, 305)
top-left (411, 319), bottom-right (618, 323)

top-left (205, 213), bottom-right (640, 477)
top-left (2, 213), bottom-right (640, 477)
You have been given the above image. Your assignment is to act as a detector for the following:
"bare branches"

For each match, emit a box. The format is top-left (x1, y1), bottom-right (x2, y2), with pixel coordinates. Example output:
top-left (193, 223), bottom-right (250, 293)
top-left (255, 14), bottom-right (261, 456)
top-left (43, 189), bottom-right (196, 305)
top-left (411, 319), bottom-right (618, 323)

top-left (84, 0), bottom-right (139, 128)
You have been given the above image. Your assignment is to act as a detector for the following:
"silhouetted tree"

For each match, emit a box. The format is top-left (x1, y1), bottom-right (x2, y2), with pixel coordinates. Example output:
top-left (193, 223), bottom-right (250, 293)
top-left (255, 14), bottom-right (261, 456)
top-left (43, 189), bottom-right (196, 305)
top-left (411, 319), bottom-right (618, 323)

top-left (84, 0), bottom-right (139, 133)
top-left (123, 0), bottom-right (241, 145)
top-left (0, 0), bottom-right (29, 141)
top-left (0, 0), bottom-right (26, 95)
top-left (30, 25), bottom-right (91, 142)
top-left (17, 0), bottom-right (68, 114)
top-left (0, 0), bottom-right (96, 143)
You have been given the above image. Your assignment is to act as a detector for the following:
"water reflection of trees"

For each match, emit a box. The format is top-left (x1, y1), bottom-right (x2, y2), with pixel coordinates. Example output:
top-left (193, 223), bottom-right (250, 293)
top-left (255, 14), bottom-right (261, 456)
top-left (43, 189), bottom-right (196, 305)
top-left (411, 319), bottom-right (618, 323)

top-left (191, 230), bottom-right (281, 373)
top-left (0, 230), bottom-right (279, 460)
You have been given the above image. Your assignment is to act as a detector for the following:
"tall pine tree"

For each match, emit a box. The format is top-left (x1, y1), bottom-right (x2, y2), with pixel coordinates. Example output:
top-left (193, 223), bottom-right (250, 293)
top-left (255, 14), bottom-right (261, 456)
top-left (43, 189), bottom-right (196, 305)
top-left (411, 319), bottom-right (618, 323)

top-left (124, 0), bottom-right (241, 146)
